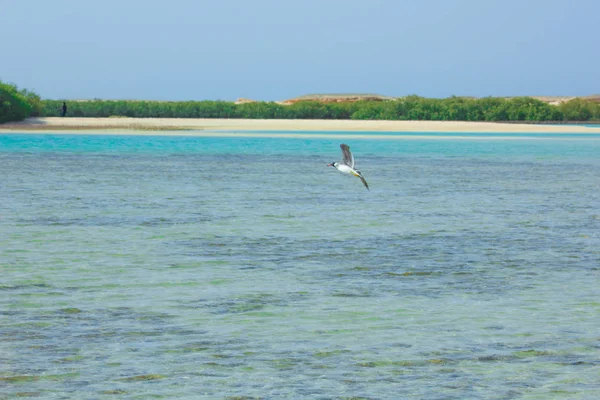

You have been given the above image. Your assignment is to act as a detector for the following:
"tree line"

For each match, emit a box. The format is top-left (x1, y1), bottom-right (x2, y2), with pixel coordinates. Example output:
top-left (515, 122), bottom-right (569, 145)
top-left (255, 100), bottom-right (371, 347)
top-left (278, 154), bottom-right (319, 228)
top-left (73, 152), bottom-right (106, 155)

top-left (40, 96), bottom-right (600, 122)
top-left (2, 79), bottom-right (599, 123)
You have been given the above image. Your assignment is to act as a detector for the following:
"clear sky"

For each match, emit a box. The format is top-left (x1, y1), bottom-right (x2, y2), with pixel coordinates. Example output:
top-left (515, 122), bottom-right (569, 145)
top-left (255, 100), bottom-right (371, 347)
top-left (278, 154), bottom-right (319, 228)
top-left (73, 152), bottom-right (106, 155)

top-left (2, 0), bottom-right (598, 101)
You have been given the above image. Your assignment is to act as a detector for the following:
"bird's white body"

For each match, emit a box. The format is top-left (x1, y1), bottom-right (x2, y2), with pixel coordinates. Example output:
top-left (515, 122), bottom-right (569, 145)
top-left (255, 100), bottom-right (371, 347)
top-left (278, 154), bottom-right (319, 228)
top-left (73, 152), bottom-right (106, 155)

top-left (328, 144), bottom-right (369, 190)
top-left (332, 162), bottom-right (359, 176)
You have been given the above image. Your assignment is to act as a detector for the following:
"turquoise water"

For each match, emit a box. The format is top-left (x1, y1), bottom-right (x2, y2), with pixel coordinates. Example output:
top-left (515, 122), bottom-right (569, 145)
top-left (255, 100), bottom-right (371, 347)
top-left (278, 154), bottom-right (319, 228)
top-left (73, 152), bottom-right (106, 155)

top-left (1, 132), bottom-right (599, 399)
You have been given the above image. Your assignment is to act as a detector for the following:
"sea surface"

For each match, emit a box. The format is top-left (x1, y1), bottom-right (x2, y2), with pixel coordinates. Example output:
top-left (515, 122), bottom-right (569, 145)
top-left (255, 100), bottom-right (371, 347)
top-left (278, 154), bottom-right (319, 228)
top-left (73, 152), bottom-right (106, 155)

top-left (1, 132), bottom-right (599, 399)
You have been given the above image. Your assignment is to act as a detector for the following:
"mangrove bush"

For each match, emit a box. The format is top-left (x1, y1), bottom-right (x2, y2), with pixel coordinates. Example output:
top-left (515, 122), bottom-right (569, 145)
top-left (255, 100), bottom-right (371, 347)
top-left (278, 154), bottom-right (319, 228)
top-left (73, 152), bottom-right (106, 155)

top-left (0, 81), bottom-right (42, 123)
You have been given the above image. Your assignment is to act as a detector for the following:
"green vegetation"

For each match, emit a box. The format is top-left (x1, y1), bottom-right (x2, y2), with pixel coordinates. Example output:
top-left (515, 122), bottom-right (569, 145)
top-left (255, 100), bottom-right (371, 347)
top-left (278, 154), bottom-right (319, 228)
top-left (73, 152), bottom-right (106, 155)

top-left (41, 96), bottom-right (600, 122)
top-left (557, 98), bottom-right (600, 121)
top-left (2, 79), bottom-right (600, 123)
top-left (0, 81), bottom-right (42, 123)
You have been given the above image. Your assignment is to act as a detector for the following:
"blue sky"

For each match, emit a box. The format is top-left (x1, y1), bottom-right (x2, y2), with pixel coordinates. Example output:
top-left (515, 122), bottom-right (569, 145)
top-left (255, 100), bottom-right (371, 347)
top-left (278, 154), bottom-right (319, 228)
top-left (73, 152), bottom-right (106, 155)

top-left (2, 0), bottom-right (598, 101)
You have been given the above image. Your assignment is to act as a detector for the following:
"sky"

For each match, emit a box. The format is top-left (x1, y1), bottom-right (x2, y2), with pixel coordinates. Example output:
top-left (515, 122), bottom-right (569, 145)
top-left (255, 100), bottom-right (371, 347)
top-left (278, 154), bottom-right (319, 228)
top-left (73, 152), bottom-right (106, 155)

top-left (1, 0), bottom-right (599, 101)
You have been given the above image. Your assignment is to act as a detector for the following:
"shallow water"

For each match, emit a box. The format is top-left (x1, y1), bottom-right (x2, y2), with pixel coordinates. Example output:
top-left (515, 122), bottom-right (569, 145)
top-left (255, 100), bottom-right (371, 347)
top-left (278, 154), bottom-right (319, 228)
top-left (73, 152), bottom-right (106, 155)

top-left (1, 133), bottom-right (599, 399)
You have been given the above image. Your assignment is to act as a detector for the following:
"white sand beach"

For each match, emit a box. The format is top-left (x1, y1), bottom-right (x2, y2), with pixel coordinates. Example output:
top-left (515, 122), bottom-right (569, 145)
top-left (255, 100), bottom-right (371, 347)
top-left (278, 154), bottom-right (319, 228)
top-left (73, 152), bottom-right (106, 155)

top-left (1, 117), bottom-right (599, 135)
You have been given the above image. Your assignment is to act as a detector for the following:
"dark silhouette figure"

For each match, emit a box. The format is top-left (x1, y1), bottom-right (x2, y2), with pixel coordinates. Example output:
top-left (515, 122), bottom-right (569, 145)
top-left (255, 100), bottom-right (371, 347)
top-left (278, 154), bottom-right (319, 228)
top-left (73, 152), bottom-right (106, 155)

top-left (60, 102), bottom-right (67, 117)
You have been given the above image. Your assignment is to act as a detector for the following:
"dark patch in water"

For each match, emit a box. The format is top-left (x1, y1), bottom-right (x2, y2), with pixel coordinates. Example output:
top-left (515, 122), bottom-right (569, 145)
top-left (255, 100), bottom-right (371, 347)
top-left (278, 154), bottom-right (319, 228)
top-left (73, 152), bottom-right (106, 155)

top-left (59, 308), bottom-right (83, 314)
top-left (115, 374), bottom-right (165, 381)
top-left (513, 349), bottom-right (553, 358)
top-left (193, 292), bottom-right (309, 314)
top-left (477, 354), bottom-right (517, 362)
top-left (17, 215), bottom-right (209, 227)
top-left (100, 389), bottom-right (128, 395)
top-left (0, 284), bottom-right (52, 291)
top-left (331, 291), bottom-right (373, 298)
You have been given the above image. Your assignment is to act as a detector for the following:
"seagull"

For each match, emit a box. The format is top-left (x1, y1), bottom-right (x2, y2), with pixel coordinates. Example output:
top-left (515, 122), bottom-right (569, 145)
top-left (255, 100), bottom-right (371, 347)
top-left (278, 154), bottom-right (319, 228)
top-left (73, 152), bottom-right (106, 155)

top-left (328, 144), bottom-right (369, 190)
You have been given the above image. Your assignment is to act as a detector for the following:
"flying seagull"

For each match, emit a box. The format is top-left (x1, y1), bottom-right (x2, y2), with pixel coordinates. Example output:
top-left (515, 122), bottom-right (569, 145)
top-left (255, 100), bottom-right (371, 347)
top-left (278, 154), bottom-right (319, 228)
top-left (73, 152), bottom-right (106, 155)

top-left (327, 144), bottom-right (369, 190)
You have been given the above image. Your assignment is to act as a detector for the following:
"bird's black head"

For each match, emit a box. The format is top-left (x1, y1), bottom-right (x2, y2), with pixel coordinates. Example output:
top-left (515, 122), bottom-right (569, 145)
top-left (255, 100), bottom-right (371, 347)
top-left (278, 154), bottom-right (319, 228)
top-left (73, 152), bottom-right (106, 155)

top-left (327, 162), bottom-right (336, 167)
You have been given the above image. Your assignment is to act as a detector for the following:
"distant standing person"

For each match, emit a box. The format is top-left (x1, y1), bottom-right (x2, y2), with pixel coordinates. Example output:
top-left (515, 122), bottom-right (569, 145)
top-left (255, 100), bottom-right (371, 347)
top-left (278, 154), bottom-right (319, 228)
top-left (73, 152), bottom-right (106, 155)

top-left (60, 102), bottom-right (67, 117)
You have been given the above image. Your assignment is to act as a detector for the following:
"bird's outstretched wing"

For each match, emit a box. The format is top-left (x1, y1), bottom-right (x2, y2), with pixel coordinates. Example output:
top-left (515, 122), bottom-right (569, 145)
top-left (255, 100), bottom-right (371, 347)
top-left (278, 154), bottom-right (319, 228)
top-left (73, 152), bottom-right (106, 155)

top-left (340, 144), bottom-right (354, 168)
top-left (358, 174), bottom-right (369, 190)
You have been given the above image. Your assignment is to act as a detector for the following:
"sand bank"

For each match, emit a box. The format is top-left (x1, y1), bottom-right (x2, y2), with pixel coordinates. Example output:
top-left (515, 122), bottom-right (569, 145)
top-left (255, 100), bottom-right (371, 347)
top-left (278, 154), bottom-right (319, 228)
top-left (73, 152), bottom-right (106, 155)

top-left (1, 117), bottom-right (599, 135)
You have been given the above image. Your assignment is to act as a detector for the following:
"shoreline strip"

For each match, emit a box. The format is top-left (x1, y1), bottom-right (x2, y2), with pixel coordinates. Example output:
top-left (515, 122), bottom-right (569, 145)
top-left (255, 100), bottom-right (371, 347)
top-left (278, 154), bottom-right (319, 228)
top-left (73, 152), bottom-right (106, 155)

top-left (1, 117), bottom-right (600, 135)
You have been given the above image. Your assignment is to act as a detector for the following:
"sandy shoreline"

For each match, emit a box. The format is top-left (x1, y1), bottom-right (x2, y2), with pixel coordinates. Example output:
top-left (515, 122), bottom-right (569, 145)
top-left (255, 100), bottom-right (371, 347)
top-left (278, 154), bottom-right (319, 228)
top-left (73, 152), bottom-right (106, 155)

top-left (1, 117), bottom-right (599, 135)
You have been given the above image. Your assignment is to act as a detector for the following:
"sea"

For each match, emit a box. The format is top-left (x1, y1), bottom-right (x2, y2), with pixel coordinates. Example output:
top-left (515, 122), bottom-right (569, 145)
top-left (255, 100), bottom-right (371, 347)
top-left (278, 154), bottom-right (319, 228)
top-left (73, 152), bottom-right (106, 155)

top-left (1, 131), bottom-right (599, 399)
